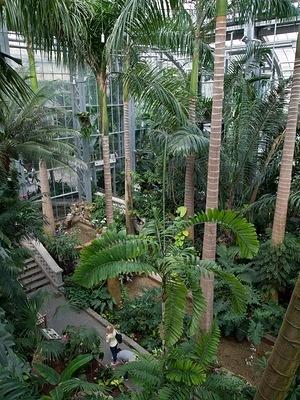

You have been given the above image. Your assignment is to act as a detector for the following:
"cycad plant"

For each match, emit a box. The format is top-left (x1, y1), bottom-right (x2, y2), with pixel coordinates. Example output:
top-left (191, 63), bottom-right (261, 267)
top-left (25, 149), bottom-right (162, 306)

top-left (118, 324), bottom-right (221, 399)
top-left (74, 208), bottom-right (258, 348)
top-left (34, 354), bottom-right (107, 400)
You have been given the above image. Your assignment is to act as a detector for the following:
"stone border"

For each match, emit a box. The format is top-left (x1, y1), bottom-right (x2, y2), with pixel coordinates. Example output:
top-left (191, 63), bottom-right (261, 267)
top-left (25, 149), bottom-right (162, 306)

top-left (85, 307), bottom-right (149, 355)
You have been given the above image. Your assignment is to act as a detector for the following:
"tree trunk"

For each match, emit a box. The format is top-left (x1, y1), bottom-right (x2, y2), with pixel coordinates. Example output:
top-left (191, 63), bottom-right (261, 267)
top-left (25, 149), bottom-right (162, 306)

top-left (184, 9), bottom-right (202, 240)
top-left (254, 274), bottom-right (300, 400)
top-left (96, 68), bottom-right (114, 225)
top-left (201, 0), bottom-right (227, 332)
top-left (26, 41), bottom-right (56, 234)
top-left (96, 68), bottom-right (121, 305)
top-left (26, 40), bottom-right (38, 91)
top-left (123, 53), bottom-right (135, 234)
top-left (39, 159), bottom-right (55, 234)
top-left (272, 32), bottom-right (300, 246)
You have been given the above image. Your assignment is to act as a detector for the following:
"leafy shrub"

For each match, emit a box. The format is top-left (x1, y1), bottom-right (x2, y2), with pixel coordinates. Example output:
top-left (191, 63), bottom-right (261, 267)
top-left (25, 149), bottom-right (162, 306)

top-left (91, 195), bottom-right (125, 230)
top-left (215, 245), bottom-right (286, 344)
top-left (116, 288), bottom-right (162, 351)
top-left (64, 279), bottom-right (115, 318)
top-left (63, 325), bottom-right (103, 360)
top-left (249, 233), bottom-right (300, 298)
top-left (195, 372), bottom-right (255, 400)
top-left (44, 231), bottom-right (80, 274)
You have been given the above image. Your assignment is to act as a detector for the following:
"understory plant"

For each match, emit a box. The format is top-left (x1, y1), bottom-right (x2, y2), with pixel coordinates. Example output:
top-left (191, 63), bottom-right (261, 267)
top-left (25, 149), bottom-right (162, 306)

top-left (64, 279), bottom-right (115, 319)
top-left (116, 288), bottom-right (162, 351)
top-left (91, 195), bottom-right (125, 231)
top-left (44, 231), bottom-right (80, 274)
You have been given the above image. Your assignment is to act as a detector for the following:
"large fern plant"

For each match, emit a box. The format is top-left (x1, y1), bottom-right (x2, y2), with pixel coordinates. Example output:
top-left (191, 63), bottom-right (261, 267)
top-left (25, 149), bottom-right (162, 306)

top-left (74, 209), bottom-right (258, 348)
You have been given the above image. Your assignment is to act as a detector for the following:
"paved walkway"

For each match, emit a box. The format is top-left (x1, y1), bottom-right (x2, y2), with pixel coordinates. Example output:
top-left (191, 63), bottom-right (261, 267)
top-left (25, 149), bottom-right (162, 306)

top-left (39, 285), bottom-right (127, 365)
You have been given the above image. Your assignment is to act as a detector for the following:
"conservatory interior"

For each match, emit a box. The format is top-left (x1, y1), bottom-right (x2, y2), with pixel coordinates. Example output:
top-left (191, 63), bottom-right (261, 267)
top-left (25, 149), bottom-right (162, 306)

top-left (1, 1), bottom-right (300, 399)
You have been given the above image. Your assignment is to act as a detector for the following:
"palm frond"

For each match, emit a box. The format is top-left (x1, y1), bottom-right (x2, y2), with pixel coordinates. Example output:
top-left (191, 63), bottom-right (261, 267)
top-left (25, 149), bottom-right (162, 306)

top-left (74, 230), bottom-right (156, 288)
top-left (117, 354), bottom-right (163, 387)
top-left (164, 276), bottom-right (188, 347)
top-left (168, 124), bottom-right (209, 157)
top-left (186, 209), bottom-right (259, 259)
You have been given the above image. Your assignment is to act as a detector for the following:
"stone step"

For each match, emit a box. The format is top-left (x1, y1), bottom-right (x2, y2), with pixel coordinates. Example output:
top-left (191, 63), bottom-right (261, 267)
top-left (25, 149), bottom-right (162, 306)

top-left (25, 276), bottom-right (50, 293)
top-left (23, 260), bottom-right (39, 272)
top-left (24, 257), bottom-right (35, 264)
top-left (20, 266), bottom-right (44, 282)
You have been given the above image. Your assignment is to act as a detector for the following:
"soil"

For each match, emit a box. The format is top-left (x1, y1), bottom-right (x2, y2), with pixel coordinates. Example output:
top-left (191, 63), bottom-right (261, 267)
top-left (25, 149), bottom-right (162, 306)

top-left (218, 336), bottom-right (272, 386)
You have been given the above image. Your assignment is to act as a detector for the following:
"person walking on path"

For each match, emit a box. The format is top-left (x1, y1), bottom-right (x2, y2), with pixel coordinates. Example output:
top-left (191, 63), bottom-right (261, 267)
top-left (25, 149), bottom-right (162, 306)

top-left (105, 325), bottom-right (119, 364)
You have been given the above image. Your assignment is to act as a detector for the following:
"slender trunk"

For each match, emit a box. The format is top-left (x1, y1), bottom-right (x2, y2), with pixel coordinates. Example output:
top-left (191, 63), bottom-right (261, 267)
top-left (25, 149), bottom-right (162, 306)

top-left (39, 159), bottom-right (55, 234)
top-left (96, 68), bottom-right (114, 225)
top-left (184, 11), bottom-right (202, 240)
top-left (201, 0), bottom-right (227, 332)
top-left (254, 274), bottom-right (300, 400)
top-left (272, 32), bottom-right (300, 246)
top-left (26, 41), bottom-right (55, 234)
top-left (123, 52), bottom-right (135, 234)
top-left (26, 40), bottom-right (38, 91)
top-left (96, 67), bottom-right (121, 305)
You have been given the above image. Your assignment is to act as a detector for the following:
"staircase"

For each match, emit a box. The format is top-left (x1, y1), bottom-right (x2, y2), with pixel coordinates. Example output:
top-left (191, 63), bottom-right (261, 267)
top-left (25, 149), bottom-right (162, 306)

top-left (19, 257), bottom-right (50, 294)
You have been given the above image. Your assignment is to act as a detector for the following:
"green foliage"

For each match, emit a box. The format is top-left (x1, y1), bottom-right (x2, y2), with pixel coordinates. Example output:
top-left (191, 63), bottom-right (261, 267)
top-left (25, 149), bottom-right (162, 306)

top-left (34, 354), bottom-right (106, 399)
top-left (91, 195), bottom-right (126, 230)
top-left (44, 231), bottom-right (80, 274)
top-left (194, 372), bottom-right (255, 400)
top-left (249, 234), bottom-right (300, 296)
top-left (117, 325), bottom-right (220, 399)
top-left (64, 279), bottom-right (115, 319)
top-left (63, 326), bottom-right (103, 360)
top-left (116, 288), bottom-right (162, 351)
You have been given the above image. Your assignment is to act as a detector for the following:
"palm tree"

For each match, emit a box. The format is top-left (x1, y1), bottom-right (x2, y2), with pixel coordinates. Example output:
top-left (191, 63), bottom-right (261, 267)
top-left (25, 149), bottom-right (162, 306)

top-left (74, 209), bottom-right (258, 347)
top-left (0, 85), bottom-right (78, 233)
top-left (254, 274), bottom-right (300, 400)
top-left (4, 0), bottom-right (91, 234)
top-left (254, 30), bottom-right (300, 400)
top-left (272, 32), bottom-right (300, 246)
top-left (201, 0), bottom-right (298, 331)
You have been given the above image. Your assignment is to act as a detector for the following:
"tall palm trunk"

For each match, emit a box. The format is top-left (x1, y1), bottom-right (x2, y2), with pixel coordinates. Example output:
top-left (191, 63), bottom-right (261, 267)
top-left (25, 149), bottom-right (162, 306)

top-left (254, 274), bottom-right (300, 400)
top-left (27, 40), bottom-right (55, 234)
top-left (27, 40), bottom-right (38, 91)
top-left (96, 66), bottom-right (121, 305)
top-left (184, 9), bottom-right (202, 241)
top-left (123, 52), bottom-right (135, 234)
top-left (201, 0), bottom-right (227, 332)
top-left (272, 32), bottom-right (300, 246)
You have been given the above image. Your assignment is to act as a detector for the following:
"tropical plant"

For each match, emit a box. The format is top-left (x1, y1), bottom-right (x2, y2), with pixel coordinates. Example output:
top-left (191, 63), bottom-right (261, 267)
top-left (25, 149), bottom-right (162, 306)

top-left (116, 288), bottom-right (162, 351)
top-left (194, 371), bottom-right (255, 400)
top-left (74, 209), bottom-right (258, 349)
top-left (3, 0), bottom-right (91, 234)
top-left (272, 31), bottom-right (300, 246)
top-left (63, 326), bottom-right (103, 361)
top-left (45, 231), bottom-right (80, 275)
top-left (34, 354), bottom-right (106, 400)
top-left (117, 323), bottom-right (221, 399)
top-left (254, 274), bottom-right (300, 400)
top-left (249, 233), bottom-right (300, 301)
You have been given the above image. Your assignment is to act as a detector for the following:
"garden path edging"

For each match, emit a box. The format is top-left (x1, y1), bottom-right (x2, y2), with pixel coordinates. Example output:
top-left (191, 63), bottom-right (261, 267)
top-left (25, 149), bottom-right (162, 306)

top-left (85, 307), bottom-right (149, 355)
